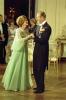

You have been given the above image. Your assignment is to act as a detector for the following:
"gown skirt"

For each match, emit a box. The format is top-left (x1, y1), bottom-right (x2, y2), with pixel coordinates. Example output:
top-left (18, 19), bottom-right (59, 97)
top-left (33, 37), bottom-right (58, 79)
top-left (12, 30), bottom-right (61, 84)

top-left (2, 39), bottom-right (32, 91)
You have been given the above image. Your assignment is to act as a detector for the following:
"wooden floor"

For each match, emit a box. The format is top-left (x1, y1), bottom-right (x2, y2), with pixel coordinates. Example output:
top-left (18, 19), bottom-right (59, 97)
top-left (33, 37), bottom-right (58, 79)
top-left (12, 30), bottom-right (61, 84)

top-left (0, 61), bottom-right (66, 100)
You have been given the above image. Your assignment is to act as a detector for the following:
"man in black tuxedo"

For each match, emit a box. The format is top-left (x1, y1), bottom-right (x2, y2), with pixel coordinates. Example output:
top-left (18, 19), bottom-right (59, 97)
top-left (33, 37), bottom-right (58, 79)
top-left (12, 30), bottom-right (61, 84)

top-left (33, 11), bottom-right (52, 93)
top-left (0, 14), bottom-right (8, 64)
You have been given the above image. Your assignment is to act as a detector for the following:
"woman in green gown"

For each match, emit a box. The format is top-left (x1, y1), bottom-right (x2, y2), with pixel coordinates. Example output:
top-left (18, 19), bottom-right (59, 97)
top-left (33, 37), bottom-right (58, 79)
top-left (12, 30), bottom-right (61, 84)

top-left (2, 15), bottom-right (33, 91)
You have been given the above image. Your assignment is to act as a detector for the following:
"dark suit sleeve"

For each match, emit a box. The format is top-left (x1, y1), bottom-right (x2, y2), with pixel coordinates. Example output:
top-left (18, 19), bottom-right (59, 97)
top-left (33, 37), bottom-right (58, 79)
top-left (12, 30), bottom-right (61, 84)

top-left (3, 23), bottom-right (8, 46)
top-left (34, 26), bottom-right (51, 44)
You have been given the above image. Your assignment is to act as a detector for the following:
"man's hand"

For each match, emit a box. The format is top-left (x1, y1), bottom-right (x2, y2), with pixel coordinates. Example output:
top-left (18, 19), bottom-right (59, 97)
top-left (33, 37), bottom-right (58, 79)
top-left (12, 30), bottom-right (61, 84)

top-left (39, 26), bottom-right (45, 33)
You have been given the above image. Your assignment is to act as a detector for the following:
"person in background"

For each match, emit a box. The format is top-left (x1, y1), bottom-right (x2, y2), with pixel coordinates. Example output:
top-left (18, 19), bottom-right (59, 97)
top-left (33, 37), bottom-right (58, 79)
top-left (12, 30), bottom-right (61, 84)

top-left (8, 20), bottom-right (17, 49)
top-left (6, 20), bottom-right (18, 63)
top-left (0, 14), bottom-right (8, 64)
top-left (8, 21), bottom-right (17, 36)
top-left (29, 18), bottom-right (37, 33)
top-left (33, 11), bottom-right (52, 93)
top-left (28, 18), bottom-right (37, 75)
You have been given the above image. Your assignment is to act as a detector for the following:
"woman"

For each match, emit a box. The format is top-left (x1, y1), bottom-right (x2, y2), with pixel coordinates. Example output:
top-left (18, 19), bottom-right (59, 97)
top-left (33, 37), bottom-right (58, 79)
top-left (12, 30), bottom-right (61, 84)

top-left (29, 18), bottom-right (37, 33)
top-left (6, 21), bottom-right (18, 62)
top-left (8, 20), bottom-right (17, 45)
top-left (2, 15), bottom-right (33, 91)
top-left (6, 21), bottom-right (17, 63)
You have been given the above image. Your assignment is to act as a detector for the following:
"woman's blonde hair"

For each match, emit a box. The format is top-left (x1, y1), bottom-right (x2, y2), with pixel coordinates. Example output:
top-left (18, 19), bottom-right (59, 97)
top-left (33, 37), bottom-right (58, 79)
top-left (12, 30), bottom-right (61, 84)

top-left (16, 15), bottom-right (27, 27)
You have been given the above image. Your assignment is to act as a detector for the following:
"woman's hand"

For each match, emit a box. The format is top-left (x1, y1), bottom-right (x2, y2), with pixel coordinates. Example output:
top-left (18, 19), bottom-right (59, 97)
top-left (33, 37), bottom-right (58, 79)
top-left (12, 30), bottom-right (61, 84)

top-left (30, 34), bottom-right (34, 38)
top-left (24, 34), bottom-right (34, 41)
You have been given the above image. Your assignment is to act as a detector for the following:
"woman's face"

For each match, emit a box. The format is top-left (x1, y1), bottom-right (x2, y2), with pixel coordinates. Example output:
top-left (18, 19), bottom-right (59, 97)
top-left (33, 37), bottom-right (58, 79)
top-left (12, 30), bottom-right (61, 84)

top-left (30, 21), bottom-right (35, 26)
top-left (22, 20), bottom-right (28, 29)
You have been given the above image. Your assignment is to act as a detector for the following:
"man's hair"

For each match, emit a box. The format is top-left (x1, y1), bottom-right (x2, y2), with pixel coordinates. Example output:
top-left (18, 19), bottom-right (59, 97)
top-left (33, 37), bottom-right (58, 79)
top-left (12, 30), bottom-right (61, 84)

top-left (39, 11), bottom-right (46, 18)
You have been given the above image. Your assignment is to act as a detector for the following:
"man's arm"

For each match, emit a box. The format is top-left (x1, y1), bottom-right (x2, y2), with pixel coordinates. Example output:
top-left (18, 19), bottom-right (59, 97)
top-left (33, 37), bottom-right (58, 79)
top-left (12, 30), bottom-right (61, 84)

top-left (34, 26), bottom-right (51, 44)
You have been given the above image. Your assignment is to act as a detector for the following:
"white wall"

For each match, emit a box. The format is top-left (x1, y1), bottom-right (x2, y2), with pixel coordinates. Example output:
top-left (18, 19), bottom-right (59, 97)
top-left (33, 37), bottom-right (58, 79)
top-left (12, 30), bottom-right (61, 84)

top-left (35, 0), bottom-right (66, 41)
top-left (0, 0), bottom-right (4, 17)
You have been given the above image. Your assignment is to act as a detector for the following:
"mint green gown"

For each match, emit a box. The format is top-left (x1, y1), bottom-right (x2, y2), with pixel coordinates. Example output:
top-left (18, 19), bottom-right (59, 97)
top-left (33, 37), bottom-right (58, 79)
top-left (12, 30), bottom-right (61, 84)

top-left (2, 28), bottom-right (33, 91)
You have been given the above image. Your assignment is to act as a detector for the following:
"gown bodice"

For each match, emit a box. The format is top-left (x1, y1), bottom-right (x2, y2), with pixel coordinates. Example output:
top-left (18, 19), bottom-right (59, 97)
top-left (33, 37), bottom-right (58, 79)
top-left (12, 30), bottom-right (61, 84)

top-left (11, 28), bottom-right (28, 51)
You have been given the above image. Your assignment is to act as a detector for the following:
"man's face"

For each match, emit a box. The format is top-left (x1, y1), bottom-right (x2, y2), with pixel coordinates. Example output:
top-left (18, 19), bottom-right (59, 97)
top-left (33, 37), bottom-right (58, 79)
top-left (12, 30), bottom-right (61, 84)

top-left (0, 16), bottom-right (3, 22)
top-left (36, 13), bottom-right (41, 24)
top-left (36, 13), bottom-right (45, 24)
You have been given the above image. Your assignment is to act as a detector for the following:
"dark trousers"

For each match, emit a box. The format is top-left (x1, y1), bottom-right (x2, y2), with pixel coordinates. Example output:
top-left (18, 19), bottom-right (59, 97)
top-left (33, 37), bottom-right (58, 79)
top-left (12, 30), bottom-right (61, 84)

top-left (0, 41), bottom-right (6, 64)
top-left (33, 66), bottom-right (45, 91)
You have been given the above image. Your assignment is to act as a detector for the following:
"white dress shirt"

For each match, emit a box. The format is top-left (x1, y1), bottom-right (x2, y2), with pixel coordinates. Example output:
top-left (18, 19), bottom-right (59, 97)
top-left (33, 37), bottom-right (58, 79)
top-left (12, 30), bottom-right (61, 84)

top-left (37, 20), bottom-right (47, 38)
top-left (39, 20), bottom-right (47, 26)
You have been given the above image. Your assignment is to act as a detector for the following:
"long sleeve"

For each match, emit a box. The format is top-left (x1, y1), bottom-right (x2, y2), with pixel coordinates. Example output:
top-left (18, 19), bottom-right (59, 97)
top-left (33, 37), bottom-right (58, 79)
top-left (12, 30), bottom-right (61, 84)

top-left (11, 29), bottom-right (26, 51)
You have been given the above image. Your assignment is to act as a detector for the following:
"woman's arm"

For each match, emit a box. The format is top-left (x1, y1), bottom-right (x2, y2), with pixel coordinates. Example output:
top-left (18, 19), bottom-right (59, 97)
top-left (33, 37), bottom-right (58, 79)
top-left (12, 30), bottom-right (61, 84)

top-left (23, 34), bottom-right (34, 41)
top-left (16, 29), bottom-right (34, 42)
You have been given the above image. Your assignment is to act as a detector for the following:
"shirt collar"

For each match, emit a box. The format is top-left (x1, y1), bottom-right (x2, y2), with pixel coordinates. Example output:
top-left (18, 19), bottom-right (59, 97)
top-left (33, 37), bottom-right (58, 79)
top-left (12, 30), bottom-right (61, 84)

top-left (39, 20), bottom-right (47, 26)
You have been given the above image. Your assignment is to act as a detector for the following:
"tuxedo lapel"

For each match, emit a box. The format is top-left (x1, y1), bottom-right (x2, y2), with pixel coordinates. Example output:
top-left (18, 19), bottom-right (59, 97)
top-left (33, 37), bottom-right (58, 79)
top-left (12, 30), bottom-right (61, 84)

top-left (36, 25), bottom-right (40, 37)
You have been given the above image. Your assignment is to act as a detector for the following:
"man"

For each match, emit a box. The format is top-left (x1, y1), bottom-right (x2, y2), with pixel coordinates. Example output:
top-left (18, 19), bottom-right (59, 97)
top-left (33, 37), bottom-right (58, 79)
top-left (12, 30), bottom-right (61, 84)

top-left (33, 11), bottom-right (52, 93)
top-left (0, 14), bottom-right (8, 64)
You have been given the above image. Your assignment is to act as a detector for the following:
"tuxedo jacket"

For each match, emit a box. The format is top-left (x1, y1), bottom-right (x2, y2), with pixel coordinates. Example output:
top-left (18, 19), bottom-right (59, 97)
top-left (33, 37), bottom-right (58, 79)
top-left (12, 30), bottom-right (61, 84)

top-left (33, 22), bottom-right (52, 70)
top-left (2, 22), bottom-right (8, 46)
